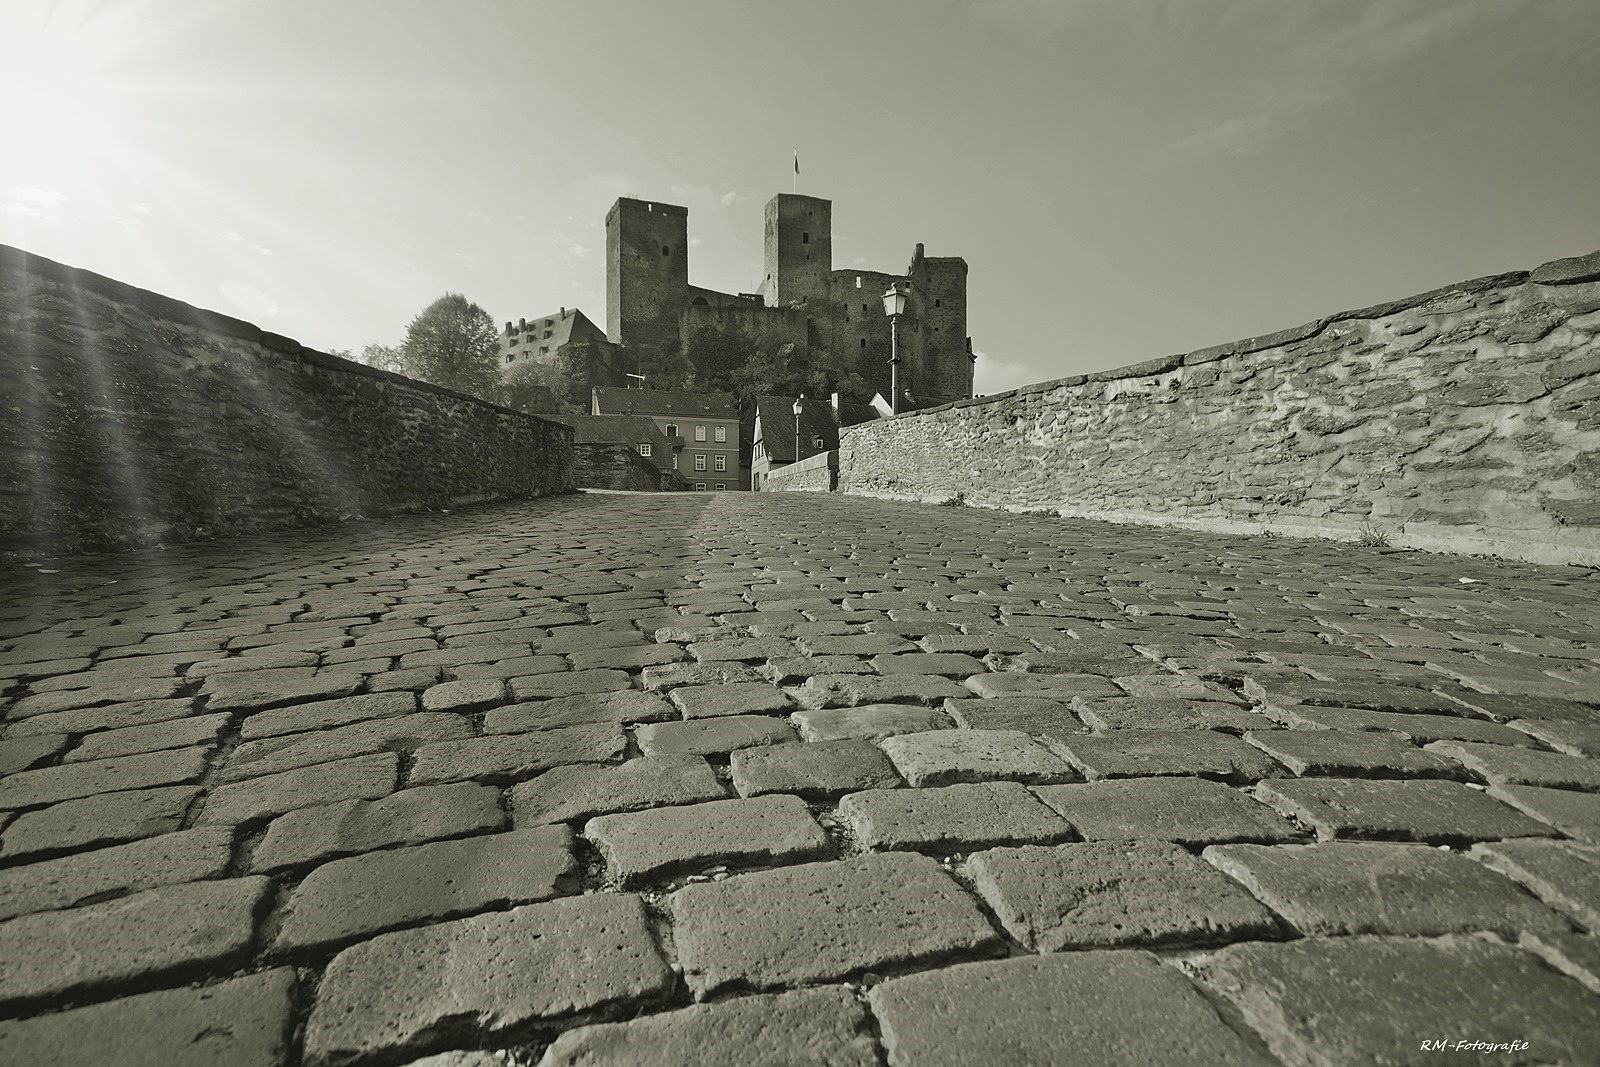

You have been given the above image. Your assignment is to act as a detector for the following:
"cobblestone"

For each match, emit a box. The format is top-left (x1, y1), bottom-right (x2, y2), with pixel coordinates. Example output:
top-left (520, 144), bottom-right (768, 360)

top-left (510, 755), bottom-right (726, 825)
top-left (586, 794), bottom-right (831, 886)
top-left (870, 951), bottom-right (1276, 1067)
top-left (273, 826), bottom-right (578, 955)
top-left (0, 877), bottom-right (268, 1009)
top-left (0, 826), bottom-right (234, 920)
top-left (670, 851), bottom-right (1002, 998)
top-left (540, 986), bottom-right (877, 1067)
top-left (1205, 841), bottom-right (1572, 938)
top-left (303, 894), bottom-right (673, 1067)
top-left (4, 490), bottom-right (1598, 1060)
top-left (1187, 935), bottom-right (1600, 1066)
top-left (251, 782), bottom-right (505, 871)
top-left (0, 967), bottom-right (297, 1067)
top-left (839, 781), bottom-right (1074, 852)
top-left (967, 840), bottom-right (1280, 950)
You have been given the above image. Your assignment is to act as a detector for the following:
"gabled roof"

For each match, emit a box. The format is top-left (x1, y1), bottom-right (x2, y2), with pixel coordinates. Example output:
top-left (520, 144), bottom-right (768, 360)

top-left (547, 414), bottom-right (670, 448)
top-left (753, 396), bottom-right (838, 464)
top-left (502, 308), bottom-right (605, 351)
top-left (593, 387), bottom-right (739, 419)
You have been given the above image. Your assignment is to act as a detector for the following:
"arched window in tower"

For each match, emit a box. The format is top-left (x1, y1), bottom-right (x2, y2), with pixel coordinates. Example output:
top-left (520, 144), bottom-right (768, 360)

top-left (662, 245), bottom-right (670, 256)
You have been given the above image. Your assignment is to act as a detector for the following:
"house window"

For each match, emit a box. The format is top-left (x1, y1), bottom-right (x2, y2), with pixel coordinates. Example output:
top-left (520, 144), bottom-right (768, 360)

top-left (695, 482), bottom-right (706, 490)
top-left (813, 436), bottom-right (824, 449)
top-left (695, 455), bottom-right (707, 471)
top-left (855, 276), bottom-right (861, 288)
top-left (714, 483), bottom-right (726, 490)
top-left (544, 319), bottom-right (552, 327)
top-left (665, 423), bottom-right (678, 437)
top-left (802, 231), bottom-right (810, 244)
top-left (694, 425), bottom-right (706, 441)
top-left (505, 354), bottom-right (514, 363)
top-left (714, 455), bottom-right (726, 471)
top-left (638, 443), bottom-right (652, 457)
top-left (714, 426), bottom-right (726, 442)
top-left (539, 346), bottom-right (549, 354)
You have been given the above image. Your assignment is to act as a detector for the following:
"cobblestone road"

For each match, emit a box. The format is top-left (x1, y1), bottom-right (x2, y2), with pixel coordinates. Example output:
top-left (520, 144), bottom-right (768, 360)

top-left (2, 491), bottom-right (1599, 1066)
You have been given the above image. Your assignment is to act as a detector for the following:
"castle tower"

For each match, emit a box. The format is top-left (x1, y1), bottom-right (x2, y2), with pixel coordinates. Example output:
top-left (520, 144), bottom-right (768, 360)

top-left (905, 243), bottom-right (973, 407)
top-left (606, 198), bottom-right (690, 351)
top-left (761, 194), bottom-right (832, 308)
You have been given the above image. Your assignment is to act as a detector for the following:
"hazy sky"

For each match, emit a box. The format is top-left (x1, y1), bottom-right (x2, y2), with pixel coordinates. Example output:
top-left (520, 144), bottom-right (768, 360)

top-left (4, 0), bottom-right (1598, 394)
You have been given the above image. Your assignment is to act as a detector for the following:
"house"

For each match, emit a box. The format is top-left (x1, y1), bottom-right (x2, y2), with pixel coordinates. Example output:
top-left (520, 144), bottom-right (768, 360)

top-left (546, 414), bottom-right (677, 473)
top-left (500, 307), bottom-right (607, 368)
top-left (751, 393), bottom-right (880, 490)
top-left (591, 387), bottom-right (745, 491)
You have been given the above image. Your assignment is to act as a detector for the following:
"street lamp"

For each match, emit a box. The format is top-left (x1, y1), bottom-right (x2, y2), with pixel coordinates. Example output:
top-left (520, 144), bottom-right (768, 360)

top-left (625, 372), bottom-right (646, 388)
top-left (792, 397), bottom-right (804, 464)
top-left (882, 282), bottom-right (908, 414)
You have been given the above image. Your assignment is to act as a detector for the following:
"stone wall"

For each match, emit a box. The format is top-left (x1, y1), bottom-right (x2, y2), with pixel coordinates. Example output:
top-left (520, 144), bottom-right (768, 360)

top-left (836, 249), bottom-right (1600, 567)
top-left (0, 244), bottom-right (574, 560)
top-left (573, 444), bottom-right (687, 492)
top-left (763, 450), bottom-right (837, 493)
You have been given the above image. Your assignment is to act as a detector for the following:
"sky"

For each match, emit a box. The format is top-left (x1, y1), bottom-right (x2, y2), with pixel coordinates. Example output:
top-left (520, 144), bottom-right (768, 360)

top-left (3, 0), bottom-right (1598, 395)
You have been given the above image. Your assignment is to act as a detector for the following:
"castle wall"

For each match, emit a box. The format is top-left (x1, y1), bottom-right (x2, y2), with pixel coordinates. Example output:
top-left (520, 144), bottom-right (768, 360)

top-left (573, 443), bottom-right (686, 492)
top-left (0, 245), bottom-right (573, 560)
top-left (831, 250), bottom-right (1600, 566)
top-left (606, 198), bottom-right (689, 349)
top-left (680, 304), bottom-right (809, 353)
top-left (824, 269), bottom-right (898, 399)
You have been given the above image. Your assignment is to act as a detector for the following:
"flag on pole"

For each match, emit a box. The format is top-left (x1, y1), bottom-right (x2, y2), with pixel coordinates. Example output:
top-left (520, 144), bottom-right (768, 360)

top-left (794, 151), bottom-right (799, 175)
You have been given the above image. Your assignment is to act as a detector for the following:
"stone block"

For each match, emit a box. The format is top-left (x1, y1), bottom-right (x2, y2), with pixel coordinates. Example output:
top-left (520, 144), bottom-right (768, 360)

top-left (1243, 728), bottom-right (1463, 778)
top-left (0, 876), bottom-right (268, 1009)
top-left (0, 785), bottom-right (200, 860)
top-left (963, 672), bottom-right (1123, 700)
top-left (731, 739), bottom-right (900, 800)
top-left (668, 681), bottom-right (793, 718)
top-left (1426, 739), bottom-right (1600, 791)
top-left (796, 634), bottom-right (916, 656)
top-left (586, 794), bottom-right (831, 887)
top-left (869, 950), bottom-right (1276, 1067)
top-left (511, 756), bottom-right (727, 825)
top-left (202, 668), bottom-right (363, 713)
top-left (968, 840), bottom-right (1280, 951)
top-left (687, 638), bottom-right (797, 662)
top-left (419, 678), bottom-right (507, 712)
top-left (790, 700), bottom-right (947, 742)
top-left (1262, 702), bottom-right (1537, 746)
top-left (635, 716), bottom-right (795, 757)
top-left (273, 826), bottom-right (578, 955)
top-left (1032, 777), bottom-right (1303, 847)
top-left (240, 693), bottom-right (420, 740)
top-left (568, 644), bottom-right (687, 671)
top-left (302, 895), bottom-right (674, 1067)
top-left (1443, 691), bottom-right (1600, 724)
top-left (1045, 729), bottom-right (1284, 783)
top-left (1487, 783), bottom-right (1600, 842)
top-left (63, 713), bottom-right (231, 763)
top-left (252, 782), bottom-right (505, 871)
top-left (0, 733), bottom-right (69, 775)
top-left (222, 712), bottom-right (471, 783)
top-left (509, 669), bottom-right (631, 701)
top-left (792, 673), bottom-right (969, 709)
top-left (1112, 674), bottom-right (1246, 703)
top-left (941, 696), bottom-right (1085, 740)
top-left (197, 752), bottom-right (399, 826)
top-left (642, 661), bottom-right (764, 691)
top-left (1255, 777), bottom-right (1555, 844)
top-left (483, 690), bottom-right (673, 733)
top-left (870, 652), bottom-right (985, 676)
top-left (0, 825), bottom-right (233, 920)
top-left (761, 656), bottom-right (876, 683)
top-left (2, 698), bottom-right (196, 738)
top-left (409, 724), bottom-right (624, 786)
top-left (839, 781), bottom-right (1073, 853)
top-left (1073, 697), bottom-right (1264, 733)
top-left (879, 728), bottom-right (1077, 786)
top-left (1206, 841), bottom-right (1571, 938)
top-left (1188, 935), bottom-right (1600, 1067)
top-left (0, 967), bottom-right (296, 1067)
top-left (1509, 719), bottom-right (1600, 757)
top-left (1247, 677), bottom-right (1465, 713)
top-left (0, 746), bottom-right (208, 810)
top-left (1472, 839), bottom-right (1600, 930)
top-left (669, 852), bottom-right (1002, 999)
top-left (540, 986), bottom-right (878, 1067)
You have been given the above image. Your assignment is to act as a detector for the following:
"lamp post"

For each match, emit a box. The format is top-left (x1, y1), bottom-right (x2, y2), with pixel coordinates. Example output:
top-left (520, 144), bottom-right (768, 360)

top-left (882, 282), bottom-right (907, 414)
top-left (792, 398), bottom-right (804, 465)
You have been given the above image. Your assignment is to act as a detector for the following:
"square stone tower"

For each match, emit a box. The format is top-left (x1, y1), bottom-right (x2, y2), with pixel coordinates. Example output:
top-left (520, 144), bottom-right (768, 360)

top-left (606, 198), bottom-right (690, 350)
top-left (761, 194), bottom-right (832, 308)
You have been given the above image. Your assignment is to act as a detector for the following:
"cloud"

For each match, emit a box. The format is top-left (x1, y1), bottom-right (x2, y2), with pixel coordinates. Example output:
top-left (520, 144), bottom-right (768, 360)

top-left (688, 237), bottom-right (703, 248)
top-left (972, 350), bottom-right (1047, 395)
top-left (250, 244), bottom-right (273, 256)
top-left (222, 231), bottom-right (243, 242)
top-left (467, 210), bottom-right (492, 223)
top-left (123, 201), bottom-right (152, 216)
top-left (1, 187), bottom-right (66, 220)
top-left (218, 280), bottom-right (279, 321)
top-left (718, 191), bottom-right (738, 208)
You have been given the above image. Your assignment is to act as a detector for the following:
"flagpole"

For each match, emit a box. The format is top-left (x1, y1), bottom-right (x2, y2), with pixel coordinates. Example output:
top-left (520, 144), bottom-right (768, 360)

top-left (793, 149), bottom-right (797, 194)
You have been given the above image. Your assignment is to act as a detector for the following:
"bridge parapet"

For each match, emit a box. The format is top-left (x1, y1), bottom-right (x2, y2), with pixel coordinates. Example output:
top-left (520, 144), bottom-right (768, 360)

top-left (0, 245), bottom-right (574, 560)
top-left (838, 250), bottom-right (1600, 566)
